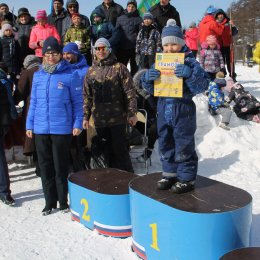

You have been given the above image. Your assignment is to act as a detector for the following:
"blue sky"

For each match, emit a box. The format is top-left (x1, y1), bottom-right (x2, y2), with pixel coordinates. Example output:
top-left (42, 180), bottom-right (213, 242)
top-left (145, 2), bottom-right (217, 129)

top-left (4, 0), bottom-right (235, 27)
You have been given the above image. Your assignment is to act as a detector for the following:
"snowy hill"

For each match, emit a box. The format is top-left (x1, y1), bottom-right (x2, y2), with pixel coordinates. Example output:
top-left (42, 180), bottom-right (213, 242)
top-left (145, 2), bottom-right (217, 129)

top-left (1, 63), bottom-right (260, 260)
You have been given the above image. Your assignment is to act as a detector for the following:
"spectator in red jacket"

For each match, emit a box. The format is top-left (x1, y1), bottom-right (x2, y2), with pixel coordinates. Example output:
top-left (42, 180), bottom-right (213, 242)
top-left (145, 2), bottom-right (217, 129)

top-left (185, 22), bottom-right (199, 58)
top-left (199, 6), bottom-right (224, 45)
top-left (215, 9), bottom-right (238, 80)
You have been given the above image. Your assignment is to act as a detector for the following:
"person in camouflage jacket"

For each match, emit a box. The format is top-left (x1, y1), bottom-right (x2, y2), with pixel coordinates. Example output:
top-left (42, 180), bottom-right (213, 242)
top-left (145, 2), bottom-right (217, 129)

top-left (64, 13), bottom-right (91, 57)
top-left (83, 38), bottom-right (137, 172)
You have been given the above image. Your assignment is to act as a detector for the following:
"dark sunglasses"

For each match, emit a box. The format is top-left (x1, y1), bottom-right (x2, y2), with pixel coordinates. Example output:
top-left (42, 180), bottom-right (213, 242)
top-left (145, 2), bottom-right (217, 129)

top-left (68, 5), bottom-right (77, 8)
top-left (95, 46), bottom-right (107, 51)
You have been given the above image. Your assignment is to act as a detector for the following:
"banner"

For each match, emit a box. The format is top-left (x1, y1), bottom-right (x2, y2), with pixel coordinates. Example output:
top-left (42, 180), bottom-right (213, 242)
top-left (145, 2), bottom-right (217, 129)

top-left (138, 0), bottom-right (159, 16)
top-left (154, 53), bottom-right (185, 98)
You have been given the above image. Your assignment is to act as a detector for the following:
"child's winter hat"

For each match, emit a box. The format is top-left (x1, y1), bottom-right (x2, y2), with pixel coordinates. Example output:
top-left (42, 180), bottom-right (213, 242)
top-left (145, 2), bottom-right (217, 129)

top-left (1, 23), bottom-right (13, 33)
top-left (161, 19), bottom-right (185, 46)
top-left (206, 6), bottom-right (217, 14)
top-left (206, 35), bottom-right (217, 45)
top-left (143, 12), bottom-right (153, 20)
top-left (63, 42), bottom-right (80, 56)
top-left (72, 13), bottom-right (81, 19)
top-left (214, 72), bottom-right (226, 87)
top-left (36, 10), bottom-right (47, 21)
top-left (127, 0), bottom-right (137, 8)
top-left (42, 36), bottom-right (62, 55)
top-left (189, 22), bottom-right (196, 28)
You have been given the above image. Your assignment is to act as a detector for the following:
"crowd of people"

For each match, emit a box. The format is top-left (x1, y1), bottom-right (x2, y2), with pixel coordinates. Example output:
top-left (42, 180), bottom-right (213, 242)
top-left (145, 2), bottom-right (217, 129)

top-left (0, 0), bottom-right (259, 214)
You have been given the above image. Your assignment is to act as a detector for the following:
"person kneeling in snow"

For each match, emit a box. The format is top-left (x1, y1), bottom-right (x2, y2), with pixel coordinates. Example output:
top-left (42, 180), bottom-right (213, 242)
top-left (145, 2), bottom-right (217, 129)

top-left (141, 19), bottom-right (209, 194)
top-left (208, 71), bottom-right (232, 130)
top-left (226, 82), bottom-right (260, 123)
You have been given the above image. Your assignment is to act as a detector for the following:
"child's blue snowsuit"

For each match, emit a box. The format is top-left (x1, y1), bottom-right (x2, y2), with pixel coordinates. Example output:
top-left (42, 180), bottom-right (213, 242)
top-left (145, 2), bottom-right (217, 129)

top-left (141, 46), bottom-right (209, 182)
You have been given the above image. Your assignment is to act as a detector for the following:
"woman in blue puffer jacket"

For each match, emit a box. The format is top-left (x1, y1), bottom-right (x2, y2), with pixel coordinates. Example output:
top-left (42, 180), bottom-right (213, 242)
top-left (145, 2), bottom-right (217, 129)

top-left (26, 37), bottom-right (83, 216)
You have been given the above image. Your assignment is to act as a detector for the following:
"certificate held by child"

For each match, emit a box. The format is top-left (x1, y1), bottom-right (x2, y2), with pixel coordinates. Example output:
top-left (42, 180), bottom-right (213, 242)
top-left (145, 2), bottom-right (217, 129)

top-left (154, 53), bottom-right (184, 97)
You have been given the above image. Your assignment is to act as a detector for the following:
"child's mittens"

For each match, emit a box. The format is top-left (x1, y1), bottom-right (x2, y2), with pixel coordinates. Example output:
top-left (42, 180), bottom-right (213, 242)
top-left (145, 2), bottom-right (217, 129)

top-left (175, 64), bottom-right (191, 78)
top-left (144, 68), bottom-right (160, 82)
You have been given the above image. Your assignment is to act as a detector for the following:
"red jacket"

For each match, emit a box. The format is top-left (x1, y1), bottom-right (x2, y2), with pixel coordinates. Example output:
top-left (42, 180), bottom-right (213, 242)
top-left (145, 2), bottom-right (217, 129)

top-left (219, 21), bottom-right (233, 47)
top-left (29, 23), bottom-right (61, 57)
top-left (185, 27), bottom-right (199, 51)
top-left (199, 15), bottom-right (224, 45)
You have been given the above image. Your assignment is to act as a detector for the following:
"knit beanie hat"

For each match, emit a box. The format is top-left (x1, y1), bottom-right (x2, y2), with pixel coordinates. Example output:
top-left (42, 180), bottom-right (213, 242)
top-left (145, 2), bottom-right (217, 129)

top-left (189, 22), bottom-right (196, 28)
top-left (94, 37), bottom-right (111, 53)
top-left (72, 13), bottom-right (80, 19)
top-left (42, 36), bottom-right (62, 55)
top-left (206, 35), bottom-right (217, 45)
top-left (206, 6), bottom-right (217, 14)
top-left (53, 0), bottom-right (64, 4)
top-left (36, 10), bottom-right (47, 21)
top-left (63, 42), bottom-right (80, 56)
top-left (161, 19), bottom-right (185, 46)
top-left (143, 12), bottom-right (153, 20)
top-left (214, 72), bottom-right (226, 87)
top-left (18, 7), bottom-right (30, 18)
top-left (0, 3), bottom-right (8, 8)
top-left (1, 23), bottom-right (13, 33)
top-left (23, 55), bottom-right (41, 69)
top-left (127, 0), bottom-right (137, 8)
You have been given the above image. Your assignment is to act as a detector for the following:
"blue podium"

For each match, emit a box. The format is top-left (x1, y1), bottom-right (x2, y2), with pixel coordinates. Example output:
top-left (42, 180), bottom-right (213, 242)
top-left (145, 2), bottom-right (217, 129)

top-left (129, 173), bottom-right (252, 260)
top-left (68, 168), bottom-right (135, 238)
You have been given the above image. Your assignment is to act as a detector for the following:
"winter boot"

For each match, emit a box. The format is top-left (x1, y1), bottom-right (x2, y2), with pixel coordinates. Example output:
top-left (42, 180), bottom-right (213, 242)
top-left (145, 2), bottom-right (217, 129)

top-left (171, 181), bottom-right (195, 194)
top-left (0, 194), bottom-right (15, 206)
top-left (157, 177), bottom-right (177, 190)
top-left (60, 203), bottom-right (70, 213)
top-left (42, 203), bottom-right (57, 216)
top-left (219, 122), bottom-right (230, 130)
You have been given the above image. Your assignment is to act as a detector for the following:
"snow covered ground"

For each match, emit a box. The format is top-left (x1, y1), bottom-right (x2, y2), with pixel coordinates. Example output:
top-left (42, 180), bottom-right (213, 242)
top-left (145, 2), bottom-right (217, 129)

top-left (1, 63), bottom-right (260, 260)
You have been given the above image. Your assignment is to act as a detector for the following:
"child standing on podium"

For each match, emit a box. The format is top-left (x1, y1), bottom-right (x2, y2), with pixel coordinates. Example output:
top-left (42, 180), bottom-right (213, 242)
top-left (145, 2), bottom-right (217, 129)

top-left (141, 19), bottom-right (209, 193)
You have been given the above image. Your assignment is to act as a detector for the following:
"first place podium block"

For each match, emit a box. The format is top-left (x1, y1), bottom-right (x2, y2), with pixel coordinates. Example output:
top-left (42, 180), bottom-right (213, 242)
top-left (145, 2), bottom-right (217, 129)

top-left (68, 168), bottom-right (135, 238)
top-left (129, 173), bottom-right (252, 260)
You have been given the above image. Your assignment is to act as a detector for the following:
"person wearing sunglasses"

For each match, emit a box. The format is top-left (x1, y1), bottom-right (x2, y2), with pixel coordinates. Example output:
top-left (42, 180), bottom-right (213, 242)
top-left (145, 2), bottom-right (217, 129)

top-left (83, 38), bottom-right (137, 173)
top-left (26, 37), bottom-right (83, 216)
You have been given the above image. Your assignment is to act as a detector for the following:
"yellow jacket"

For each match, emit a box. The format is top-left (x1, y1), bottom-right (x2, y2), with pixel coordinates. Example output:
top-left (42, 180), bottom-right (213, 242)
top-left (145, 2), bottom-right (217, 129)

top-left (253, 41), bottom-right (260, 64)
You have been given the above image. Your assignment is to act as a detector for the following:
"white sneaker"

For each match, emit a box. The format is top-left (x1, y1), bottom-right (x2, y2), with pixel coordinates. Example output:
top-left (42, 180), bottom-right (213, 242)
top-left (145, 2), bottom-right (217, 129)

top-left (219, 122), bottom-right (230, 130)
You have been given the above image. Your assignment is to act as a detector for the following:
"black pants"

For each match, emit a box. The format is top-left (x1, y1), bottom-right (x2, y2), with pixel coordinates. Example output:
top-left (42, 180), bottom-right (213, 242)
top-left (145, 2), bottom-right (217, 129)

top-left (139, 55), bottom-right (155, 70)
top-left (70, 130), bottom-right (87, 172)
top-left (116, 48), bottom-right (138, 76)
top-left (35, 134), bottom-right (72, 207)
top-left (0, 128), bottom-right (10, 197)
top-left (221, 46), bottom-right (235, 76)
top-left (96, 124), bottom-right (134, 173)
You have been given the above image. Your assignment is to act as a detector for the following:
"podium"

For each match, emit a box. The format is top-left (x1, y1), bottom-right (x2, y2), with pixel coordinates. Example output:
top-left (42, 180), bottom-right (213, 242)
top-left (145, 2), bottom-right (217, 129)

top-left (129, 173), bottom-right (252, 260)
top-left (68, 168), bottom-right (135, 238)
top-left (220, 247), bottom-right (260, 259)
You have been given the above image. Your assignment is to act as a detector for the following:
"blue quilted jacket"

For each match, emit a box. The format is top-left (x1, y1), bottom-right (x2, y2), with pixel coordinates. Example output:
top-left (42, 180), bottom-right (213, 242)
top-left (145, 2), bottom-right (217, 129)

top-left (26, 60), bottom-right (83, 134)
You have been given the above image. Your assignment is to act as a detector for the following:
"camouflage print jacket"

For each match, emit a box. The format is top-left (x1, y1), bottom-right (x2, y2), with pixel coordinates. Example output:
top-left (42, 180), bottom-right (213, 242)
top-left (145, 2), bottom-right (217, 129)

top-left (63, 24), bottom-right (91, 54)
top-left (83, 53), bottom-right (137, 128)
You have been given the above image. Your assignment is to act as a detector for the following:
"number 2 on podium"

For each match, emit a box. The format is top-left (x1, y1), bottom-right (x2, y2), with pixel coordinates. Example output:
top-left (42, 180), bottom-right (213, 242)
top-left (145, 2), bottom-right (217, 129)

top-left (150, 223), bottom-right (160, 251)
top-left (80, 198), bottom-right (90, 221)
